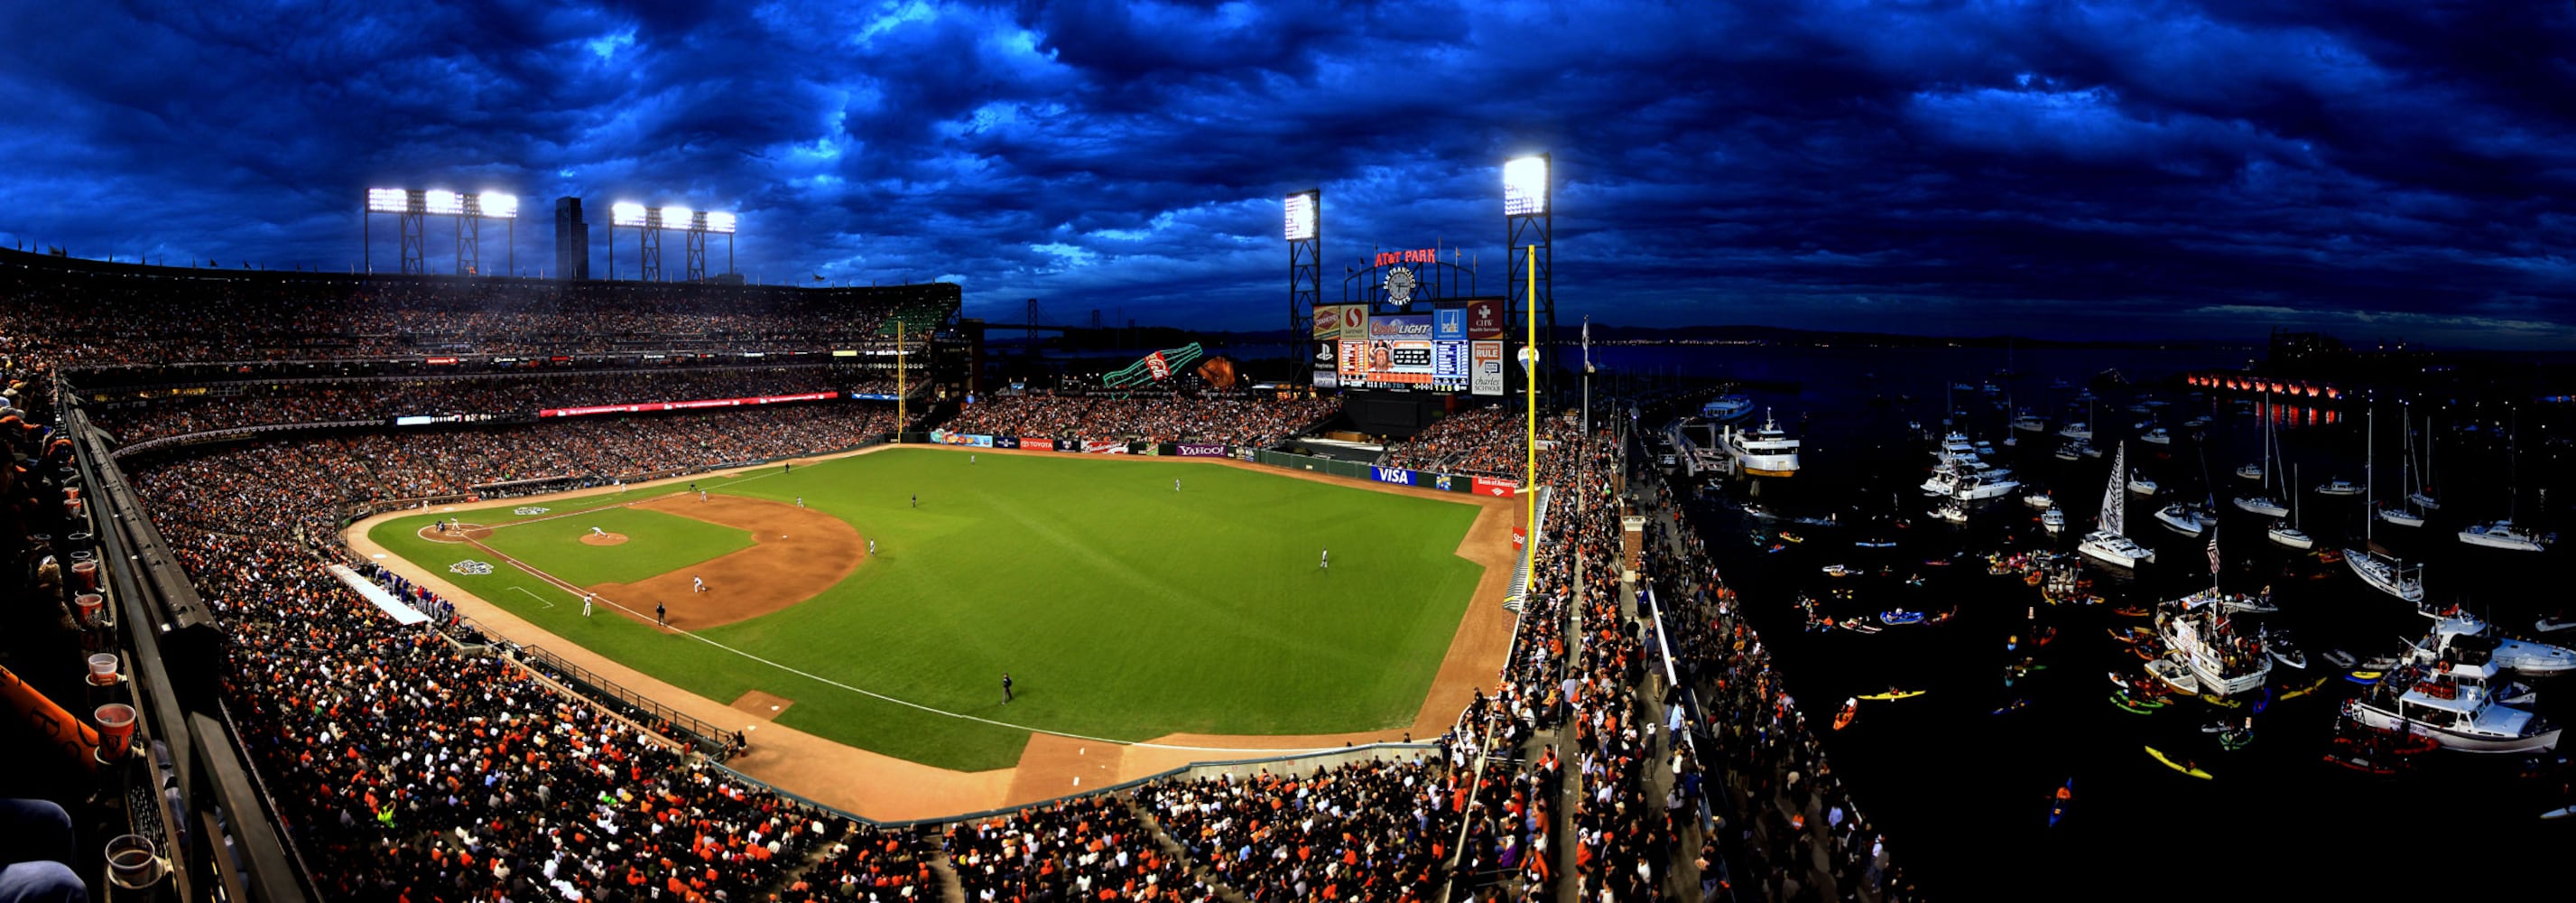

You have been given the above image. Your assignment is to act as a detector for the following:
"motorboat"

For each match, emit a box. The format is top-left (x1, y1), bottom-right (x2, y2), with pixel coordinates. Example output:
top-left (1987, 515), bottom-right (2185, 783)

top-left (2157, 591), bottom-right (2271, 696)
top-left (2378, 507), bottom-right (2426, 528)
top-left (2140, 427), bottom-right (2173, 446)
top-left (2315, 478), bottom-right (2363, 497)
top-left (1930, 500), bottom-right (1969, 524)
top-left (1941, 470), bottom-right (2021, 501)
top-left (2154, 503), bottom-right (2208, 537)
top-left (2538, 615), bottom-right (2576, 634)
top-left (2343, 549), bottom-right (2423, 603)
top-left (2459, 520), bottom-right (2550, 552)
top-left (2236, 463), bottom-right (2264, 480)
top-left (2024, 492), bottom-right (2054, 510)
top-left (2267, 628), bottom-right (2309, 669)
top-left (2233, 495), bottom-right (2288, 517)
top-left (2042, 507), bottom-right (2065, 535)
top-left (2409, 490), bottom-right (2442, 511)
top-left (2078, 443), bottom-right (2154, 568)
top-left (2012, 412), bottom-right (2048, 433)
top-left (2223, 592), bottom-right (2279, 614)
top-left (2127, 472), bottom-right (2158, 496)
top-left (2414, 610), bottom-right (2576, 677)
top-left (2348, 674), bottom-right (2561, 753)
top-left (2058, 421), bottom-right (2093, 441)
top-left (1722, 410), bottom-right (1802, 478)
top-left (2053, 440), bottom-right (2092, 461)
top-left (2147, 658), bottom-right (2200, 694)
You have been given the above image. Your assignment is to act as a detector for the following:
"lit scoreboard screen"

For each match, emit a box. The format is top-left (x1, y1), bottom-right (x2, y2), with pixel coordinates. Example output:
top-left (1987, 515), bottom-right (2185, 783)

top-left (1312, 300), bottom-right (1506, 396)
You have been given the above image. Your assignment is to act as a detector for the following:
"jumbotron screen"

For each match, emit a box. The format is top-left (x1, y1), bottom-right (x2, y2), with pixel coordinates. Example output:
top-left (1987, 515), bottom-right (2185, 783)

top-left (1311, 300), bottom-right (1505, 396)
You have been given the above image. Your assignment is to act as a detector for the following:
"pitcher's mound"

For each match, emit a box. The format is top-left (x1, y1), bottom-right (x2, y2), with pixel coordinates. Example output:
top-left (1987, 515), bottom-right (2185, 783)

top-left (730, 690), bottom-right (793, 720)
top-left (581, 532), bottom-right (631, 546)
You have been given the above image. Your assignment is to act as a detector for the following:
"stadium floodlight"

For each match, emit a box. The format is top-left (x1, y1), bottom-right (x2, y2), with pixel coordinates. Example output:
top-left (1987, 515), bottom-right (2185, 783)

top-left (366, 188), bottom-right (412, 213)
top-left (1283, 191), bottom-right (1317, 241)
top-left (612, 202), bottom-right (648, 228)
top-left (1503, 156), bottom-right (1548, 216)
top-left (705, 210), bottom-right (737, 234)
top-left (477, 191), bottom-right (519, 219)
top-left (423, 190), bottom-right (463, 216)
top-left (661, 206), bottom-right (691, 228)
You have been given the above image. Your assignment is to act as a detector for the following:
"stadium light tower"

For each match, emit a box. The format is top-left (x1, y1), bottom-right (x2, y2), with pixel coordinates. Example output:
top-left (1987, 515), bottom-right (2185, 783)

top-left (1504, 154), bottom-right (1553, 395)
top-left (1284, 190), bottom-right (1320, 386)
top-left (365, 188), bottom-right (514, 275)
top-left (608, 203), bottom-right (735, 282)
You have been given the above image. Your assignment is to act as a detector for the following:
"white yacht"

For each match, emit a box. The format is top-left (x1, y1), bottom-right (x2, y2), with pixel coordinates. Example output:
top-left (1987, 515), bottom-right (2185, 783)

top-left (2058, 421), bottom-right (2093, 441)
top-left (2415, 610), bottom-right (2576, 677)
top-left (1722, 410), bottom-right (1802, 478)
top-left (1930, 499), bottom-right (1970, 524)
top-left (2459, 520), bottom-right (2549, 552)
top-left (2348, 676), bottom-right (2559, 754)
top-left (2024, 491), bottom-right (2053, 510)
top-left (2052, 439), bottom-right (2092, 461)
top-left (2127, 472), bottom-right (2158, 496)
top-left (2140, 427), bottom-right (2173, 446)
top-left (2314, 478), bottom-right (2363, 497)
top-left (2079, 443), bottom-right (2155, 568)
top-left (2233, 405), bottom-right (2290, 517)
top-left (2235, 463), bottom-right (2264, 481)
top-left (2012, 411), bottom-right (2048, 433)
top-left (2154, 503), bottom-right (2209, 537)
top-left (2267, 521), bottom-right (2313, 550)
top-left (2378, 506), bottom-right (2426, 528)
top-left (2344, 550), bottom-right (2424, 604)
top-left (2041, 507), bottom-right (2066, 535)
top-left (2157, 591), bottom-right (2271, 696)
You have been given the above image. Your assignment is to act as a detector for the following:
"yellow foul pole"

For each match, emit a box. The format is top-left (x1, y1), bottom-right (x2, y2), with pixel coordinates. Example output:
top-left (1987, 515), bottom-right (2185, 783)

top-left (896, 321), bottom-right (908, 431)
top-left (1524, 244), bottom-right (1538, 540)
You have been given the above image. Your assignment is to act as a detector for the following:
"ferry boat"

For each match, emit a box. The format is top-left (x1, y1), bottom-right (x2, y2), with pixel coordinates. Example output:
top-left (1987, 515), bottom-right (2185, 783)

top-left (2459, 520), bottom-right (2550, 552)
top-left (2348, 674), bottom-right (2560, 753)
top-left (1701, 394), bottom-right (1756, 424)
top-left (1721, 411), bottom-right (1802, 478)
top-left (2157, 591), bottom-right (2271, 696)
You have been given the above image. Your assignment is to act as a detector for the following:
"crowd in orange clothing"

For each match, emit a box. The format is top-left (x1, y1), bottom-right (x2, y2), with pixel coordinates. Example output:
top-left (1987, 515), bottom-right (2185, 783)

top-left (940, 392), bottom-right (1337, 448)
top-left (1379, 406), bottom-right (1530, 479)
top-left (1135, 757), bottom-right (1456, 901)
top-left (945, 796), bottom-right (1218, 901)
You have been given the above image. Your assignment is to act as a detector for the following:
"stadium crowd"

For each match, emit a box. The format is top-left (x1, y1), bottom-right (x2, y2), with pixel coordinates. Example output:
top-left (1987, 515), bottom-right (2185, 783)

top-left (88, 368), bottom-right (907, 445)
top-left (940, 392), bottom-right (1337, 449)
top-left (1135, 756), bottom-right (1455, 902)
top-left (1379, 406), bottom-right (1525, 479)
top-left (945, 796), bottom-right (1218, 902)
top-left (2, 252), bottom-right (954, 368)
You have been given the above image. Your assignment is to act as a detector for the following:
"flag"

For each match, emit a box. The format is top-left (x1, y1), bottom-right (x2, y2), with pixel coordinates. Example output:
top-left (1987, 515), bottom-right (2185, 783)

top-left (1582, 318), bottom-right (1592, 370)
top-left (2206, 524), bottom-right (2221, 578)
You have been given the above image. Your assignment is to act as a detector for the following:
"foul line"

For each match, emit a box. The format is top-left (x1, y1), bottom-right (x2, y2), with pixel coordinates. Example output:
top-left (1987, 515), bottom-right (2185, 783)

top-left (457, 535), bottom-right (1347, 754)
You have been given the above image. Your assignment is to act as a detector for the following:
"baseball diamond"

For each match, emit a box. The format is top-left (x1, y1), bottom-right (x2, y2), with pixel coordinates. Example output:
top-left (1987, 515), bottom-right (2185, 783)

top-left (355, 445), bottom-right (1515, 781)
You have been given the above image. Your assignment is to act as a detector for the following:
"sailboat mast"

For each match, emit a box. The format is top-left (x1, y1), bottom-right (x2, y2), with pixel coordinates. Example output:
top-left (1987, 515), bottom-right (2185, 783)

top-left (2365, 401), bottom-right (2375, 545)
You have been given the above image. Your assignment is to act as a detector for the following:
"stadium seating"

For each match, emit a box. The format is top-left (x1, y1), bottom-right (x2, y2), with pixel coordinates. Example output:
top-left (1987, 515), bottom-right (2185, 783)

top-left (940, 391), bottom-right (1338, 449)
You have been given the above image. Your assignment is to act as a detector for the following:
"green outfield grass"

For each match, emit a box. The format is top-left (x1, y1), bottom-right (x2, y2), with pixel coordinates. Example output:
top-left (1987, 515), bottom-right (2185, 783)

top-left (476, 507), bottom-right (755, 587)
top-left (366, 448), bottom-right (1487, 771)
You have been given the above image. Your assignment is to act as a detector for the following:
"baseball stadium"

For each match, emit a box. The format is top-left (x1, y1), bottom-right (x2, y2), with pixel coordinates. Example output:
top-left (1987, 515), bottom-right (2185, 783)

top-left (0, 154), bottom-right (1809, 903)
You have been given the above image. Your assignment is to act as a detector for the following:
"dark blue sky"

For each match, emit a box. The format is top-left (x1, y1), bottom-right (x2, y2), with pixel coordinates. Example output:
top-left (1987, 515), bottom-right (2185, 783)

top-left (3, 1), bottom-right (2571, 346)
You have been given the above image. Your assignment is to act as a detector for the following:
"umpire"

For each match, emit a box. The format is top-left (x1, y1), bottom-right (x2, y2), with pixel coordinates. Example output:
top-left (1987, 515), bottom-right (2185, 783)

top-left (1002, 673), bottom-right (1014, 703)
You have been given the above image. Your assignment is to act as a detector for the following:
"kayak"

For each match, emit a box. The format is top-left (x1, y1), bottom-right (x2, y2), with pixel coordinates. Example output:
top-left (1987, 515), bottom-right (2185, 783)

top-left (2109, 694), bottom-right (2158, 714)
top-left (1993, 697), bottom-right (2033, 715)
top-left (2347, 671), bottom-right (2384, 685)
top-left (2048, 778), bottom-right (2073, 827)
top-left (2219, 730), bottom-right (2255, 751)
top-left (2542, 805), bottom-right (2576, 820)
top-left (1881, 610), bottom-right (1926, 625)
top-left (2145, 745), bottom-right (2213, 779)
top-left (1833, 707), bottom-right (1857, 731)
top-left (2201, 694), bottom-right (2244, 709)
top-left (1858, 689), bottom-right (1926, 701)
top-left (2115, 606), bottom-right (2150, 618)
top-left (2279, 677), bottom-right (2330, 700)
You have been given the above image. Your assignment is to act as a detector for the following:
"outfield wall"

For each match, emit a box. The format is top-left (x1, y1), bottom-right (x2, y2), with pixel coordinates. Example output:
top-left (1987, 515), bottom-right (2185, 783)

top-left (921, 430), bottom-right (1524, 499)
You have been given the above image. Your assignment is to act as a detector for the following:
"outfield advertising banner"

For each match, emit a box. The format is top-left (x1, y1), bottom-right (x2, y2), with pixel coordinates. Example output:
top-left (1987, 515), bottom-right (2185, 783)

top-left (1371, 466), bottom-right (1417, 486)
top-left (1020, 437), bottom-right (1055, 451)
top-left (1081, 441), bottom-right (1129, 454)
top-left (1176, 442), bottom-right (1228, 457)
top-left (991, 436), bottom-right (1020, 449)
top-left (1470, 341), bottom-right (1506, 396)
top-left (931, 431), bottom-right (995, 448)
top-left (542, 392), bottom-right (837, 418)
top-left (1474, 476), bottom-right (1519, 498)
top-left (1466, 299), bottom-right (1506, 339)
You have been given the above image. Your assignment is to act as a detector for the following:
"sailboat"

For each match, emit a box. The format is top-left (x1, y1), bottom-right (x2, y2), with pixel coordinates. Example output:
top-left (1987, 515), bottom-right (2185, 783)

top-left (2233, 393), bottom-right (2289, 517)
top-left (2410, 415), bottom-right (2442, 511)
top-left (2347, 402), bottom-right (2425, 603)
top-left (2459, 411), bottom-right (2550, 553)
top-left (2080, 442), bottom-right (2155, 568)
top-left (2380, 405), bottom-right (2427, 528)
top-left (2268, 465), bottom-right (2314, 550)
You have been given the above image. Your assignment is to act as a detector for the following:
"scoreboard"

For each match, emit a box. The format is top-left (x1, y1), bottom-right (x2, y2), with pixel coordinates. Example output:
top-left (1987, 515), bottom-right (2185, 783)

top-left (1312, 299), bottom-right (1507, 396)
